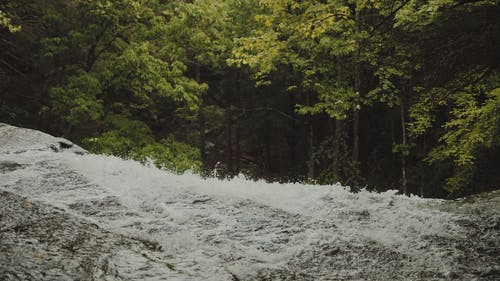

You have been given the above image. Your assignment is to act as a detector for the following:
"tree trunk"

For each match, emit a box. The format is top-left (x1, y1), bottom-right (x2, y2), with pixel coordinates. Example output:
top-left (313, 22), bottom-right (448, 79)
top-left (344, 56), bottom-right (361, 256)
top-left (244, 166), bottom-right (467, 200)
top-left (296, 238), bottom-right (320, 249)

top-left (289, 130), bottom-right (297, 180)
top-left (352, 110), bottom-right (359, 163)
top-left (235, 72), bottom-right (242, 175)
top-left (333, 59), bottom-right (343, 181)
top-left (305, 93), bottom-right (313, 180)
top-left (352, 4), bottom-right (361, 165)
top-left (199, 108), bottom-right (206, 172)
top-left (420, 134), bottom-right (427, 197)
top-left (308, 121), bottom-right (314, 179)
top-left (265, 127), bottom-right (272, 176)
top-left (332, 119), bottom-right (342, 180)
top-left (196, 65), bottom-right (207, 174)
top-left (289, 123), bottom-right (297, 180)
top-left (235, 118), bottom-right (240, 175)
top-left (400, 96), bottom-right (407, 195)
top-left (226, 102), bottom-right (233, 176)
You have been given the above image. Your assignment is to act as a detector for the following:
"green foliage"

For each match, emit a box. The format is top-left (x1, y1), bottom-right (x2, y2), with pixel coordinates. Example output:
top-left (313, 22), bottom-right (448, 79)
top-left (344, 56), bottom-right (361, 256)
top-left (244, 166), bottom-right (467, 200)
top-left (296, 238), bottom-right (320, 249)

top-left (394, 0), bottom-right (456, 29)
top-left (133, 138), bottom-right (202, 174)
top-left (83, 114), bottom-right (154, 157)
top-left (296, 87), bottom-right (357, 120)
top-left (0, 9), bottom-right (21, 32)
top-left (310, 136), bottom-right (363, 189)
top-left (392, 143), bottom-right (413, 157)
top-left (47, 71), bottom-right (104, 127)
top-left (427, 86), bottom-right (500, 192)
top-left (109, 42), bottom-right (205, 111)
top-left (83, 114), bottom-right (201, 173)
top-left (229, 0), bottom-right (359, 91)
top-left (166, 0), bottom-right (235, 68)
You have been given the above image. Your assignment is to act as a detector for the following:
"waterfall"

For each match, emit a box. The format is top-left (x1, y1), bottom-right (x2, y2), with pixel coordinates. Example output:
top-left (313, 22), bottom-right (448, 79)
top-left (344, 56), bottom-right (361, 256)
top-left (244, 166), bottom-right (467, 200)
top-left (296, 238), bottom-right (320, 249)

top-left (1, 123), bottom-right (498, 280)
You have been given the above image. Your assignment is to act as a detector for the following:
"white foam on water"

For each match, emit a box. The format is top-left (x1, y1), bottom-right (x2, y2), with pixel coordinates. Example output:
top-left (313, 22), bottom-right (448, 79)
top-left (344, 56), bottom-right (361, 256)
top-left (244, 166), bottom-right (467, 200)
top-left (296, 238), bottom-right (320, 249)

top-left (1, 123), bottom-right (484, 280)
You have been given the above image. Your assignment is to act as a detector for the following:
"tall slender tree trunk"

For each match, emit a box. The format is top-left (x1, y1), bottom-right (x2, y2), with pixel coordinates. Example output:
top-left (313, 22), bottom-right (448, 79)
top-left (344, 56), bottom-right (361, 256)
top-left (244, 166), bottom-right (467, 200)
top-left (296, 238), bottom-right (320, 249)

top-left (196, 65), bottom-right (207, 173)
top-left (305, 93), bottom-right (314, 179)
top-left (225, 88), bottom-right (233, 175)
top-left (289, 121), bottom-right (297, 180)
top-left (352, 4), bottom-right (361, 165)
top-left (235, 72), bottom-right (242, 175)
top-left (352, 110), bottom-right (359, 163)
top-left (265, 126), bottom-right (272, 176)
top-left (332, 60), bottom-right (343, 181)
top-left (199, 107), bottom-right (206, 172)
top-left (332, 119), bottom-right (342, 180)
top-left (235, 118), bottom-right (241, 175)
top-left (400, 96), bottom-right (407, 195)
top-left (308, 121), bottom-right (314, 179)
top-left (287, 90), bottom-right (297, 179)
top-left (420, 135), bottom-right (426, 197)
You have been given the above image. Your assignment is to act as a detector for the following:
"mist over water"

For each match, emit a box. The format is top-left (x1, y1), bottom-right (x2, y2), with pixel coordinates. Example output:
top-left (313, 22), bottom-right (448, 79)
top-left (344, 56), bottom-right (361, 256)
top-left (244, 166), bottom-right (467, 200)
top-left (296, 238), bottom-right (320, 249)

top-left (1, 123), bottom-right (498, 280)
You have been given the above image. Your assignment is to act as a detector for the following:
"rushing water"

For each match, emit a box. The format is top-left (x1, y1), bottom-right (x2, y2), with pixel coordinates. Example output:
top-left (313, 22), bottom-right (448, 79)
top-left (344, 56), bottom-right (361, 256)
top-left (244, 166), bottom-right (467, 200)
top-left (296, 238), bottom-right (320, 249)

top-left (0, 123), bottom-right (498, 280)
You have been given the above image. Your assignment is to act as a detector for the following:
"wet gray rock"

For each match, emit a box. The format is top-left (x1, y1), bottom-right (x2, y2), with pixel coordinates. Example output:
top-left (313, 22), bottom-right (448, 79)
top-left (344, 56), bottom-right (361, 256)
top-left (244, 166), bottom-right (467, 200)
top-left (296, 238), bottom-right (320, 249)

top-left (0, 123), bottom-right (86, 155)
top-left (0, 160), bottom-right (24, 173)
top-left (0, 191), bottom-right (175, 281)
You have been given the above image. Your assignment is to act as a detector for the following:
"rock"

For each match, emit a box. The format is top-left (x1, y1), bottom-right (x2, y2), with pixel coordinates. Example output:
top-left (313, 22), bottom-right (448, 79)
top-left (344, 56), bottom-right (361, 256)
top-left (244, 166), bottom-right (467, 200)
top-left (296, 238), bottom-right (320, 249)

top-left (0, 161), bottom-right (24, 173)
top-left (0, 123), bottom-right (86, 155)
top-left (0, 191), bottom-right (180, 281)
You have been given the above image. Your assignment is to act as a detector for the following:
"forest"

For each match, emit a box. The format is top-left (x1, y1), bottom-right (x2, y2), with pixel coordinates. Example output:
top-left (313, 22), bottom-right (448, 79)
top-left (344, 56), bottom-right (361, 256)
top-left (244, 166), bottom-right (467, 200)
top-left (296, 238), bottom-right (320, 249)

top-left (1, 0), bottom-right (499, 198)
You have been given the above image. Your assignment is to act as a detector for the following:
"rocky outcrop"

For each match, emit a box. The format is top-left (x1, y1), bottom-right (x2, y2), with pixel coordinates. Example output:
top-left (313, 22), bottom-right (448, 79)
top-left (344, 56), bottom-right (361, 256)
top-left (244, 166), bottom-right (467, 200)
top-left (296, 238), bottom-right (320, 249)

top-left (0, 123), bottom-right (86, 155)
top-left (0, 190), bottom-right (173, 281)
top-left (0, 123), bottom-right (499, 280)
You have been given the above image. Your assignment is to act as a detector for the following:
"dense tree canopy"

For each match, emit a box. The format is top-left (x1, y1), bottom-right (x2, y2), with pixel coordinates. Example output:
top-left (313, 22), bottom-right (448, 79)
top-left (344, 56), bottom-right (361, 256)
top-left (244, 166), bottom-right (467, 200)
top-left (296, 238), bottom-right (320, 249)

top-left (1, 0), bottom-right (498, 197)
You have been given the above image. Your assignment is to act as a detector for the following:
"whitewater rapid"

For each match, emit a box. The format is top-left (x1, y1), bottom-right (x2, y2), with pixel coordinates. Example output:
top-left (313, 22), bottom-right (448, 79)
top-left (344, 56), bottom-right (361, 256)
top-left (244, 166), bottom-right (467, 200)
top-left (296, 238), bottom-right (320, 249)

top-left (0, 123), bottom-right (498, 280)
